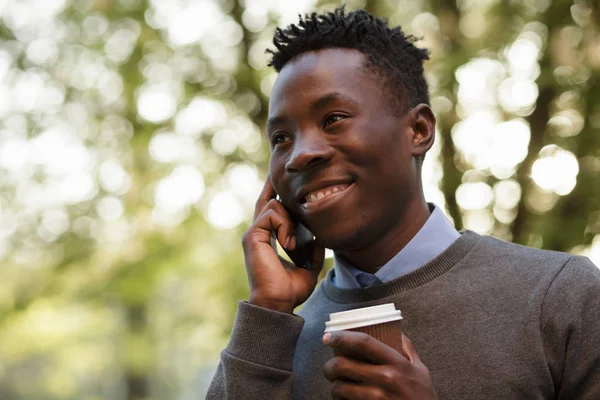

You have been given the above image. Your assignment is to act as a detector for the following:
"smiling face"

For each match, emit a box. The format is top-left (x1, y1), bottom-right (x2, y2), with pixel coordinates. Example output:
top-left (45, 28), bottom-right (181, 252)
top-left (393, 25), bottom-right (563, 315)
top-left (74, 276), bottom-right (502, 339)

top-left (268, 48), bottom-right (434, 261)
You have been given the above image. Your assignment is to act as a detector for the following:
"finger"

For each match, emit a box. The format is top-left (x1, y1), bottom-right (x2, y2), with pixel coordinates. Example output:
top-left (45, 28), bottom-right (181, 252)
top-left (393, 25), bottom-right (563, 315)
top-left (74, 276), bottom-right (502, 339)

top-left (324, 331), bottom-right (399, 365)
top-left (254, 199), bottom-right (296, 250)
top-left (330, 380), bottom-right (386, 400)
top-left (254, 196), bottom-right (289, 219)
top-left (401, 332), bottom-right (421, 365)
top-left (323, 356), bottom-right (372, 383)
top-left (254, 177), bottom-right (277, 220)
top-left (270, 233), bottom-right (279, 253)
top-left (250, 208), bottom-right (294, 250)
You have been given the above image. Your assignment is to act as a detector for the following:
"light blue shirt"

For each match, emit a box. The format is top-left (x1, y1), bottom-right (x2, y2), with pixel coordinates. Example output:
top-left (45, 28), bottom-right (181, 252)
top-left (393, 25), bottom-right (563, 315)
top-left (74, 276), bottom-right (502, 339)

top-left (333, 204), bottom-right (460, 289)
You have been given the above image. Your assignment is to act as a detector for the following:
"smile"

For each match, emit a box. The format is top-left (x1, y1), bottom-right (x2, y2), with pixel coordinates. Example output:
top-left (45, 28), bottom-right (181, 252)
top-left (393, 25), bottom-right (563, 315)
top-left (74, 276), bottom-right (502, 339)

top-left (304, 183), bottom-right (351, 203)
top-left (301, 183), bottom-right (353, 209)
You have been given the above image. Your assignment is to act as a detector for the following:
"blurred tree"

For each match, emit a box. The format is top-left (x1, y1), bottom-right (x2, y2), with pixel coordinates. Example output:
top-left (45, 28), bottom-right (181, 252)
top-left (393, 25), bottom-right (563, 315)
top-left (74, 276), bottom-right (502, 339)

top-left (0, 0), bottom-right (598, 399)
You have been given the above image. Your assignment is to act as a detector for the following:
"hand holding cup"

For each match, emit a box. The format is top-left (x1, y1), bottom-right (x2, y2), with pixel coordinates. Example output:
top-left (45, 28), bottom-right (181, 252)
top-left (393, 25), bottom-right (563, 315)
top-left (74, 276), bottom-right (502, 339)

top-left (322, 304), bottom-right (437, 399)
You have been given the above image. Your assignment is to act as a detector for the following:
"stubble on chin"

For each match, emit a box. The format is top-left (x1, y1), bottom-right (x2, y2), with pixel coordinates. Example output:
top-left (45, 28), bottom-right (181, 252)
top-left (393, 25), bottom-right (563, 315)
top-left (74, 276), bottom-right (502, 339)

top-left (317, 221), bottom-right (371, 253)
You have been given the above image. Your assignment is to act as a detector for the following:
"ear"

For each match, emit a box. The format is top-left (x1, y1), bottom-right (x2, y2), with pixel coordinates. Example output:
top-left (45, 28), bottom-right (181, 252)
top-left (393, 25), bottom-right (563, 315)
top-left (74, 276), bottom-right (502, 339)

top-left (408, 104), bottom-right (436, 158)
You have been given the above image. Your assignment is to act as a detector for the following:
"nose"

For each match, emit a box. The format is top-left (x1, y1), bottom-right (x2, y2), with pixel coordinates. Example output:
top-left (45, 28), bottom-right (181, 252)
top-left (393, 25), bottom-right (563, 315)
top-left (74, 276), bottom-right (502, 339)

top-left (285, 131), bottom-right (333, 173)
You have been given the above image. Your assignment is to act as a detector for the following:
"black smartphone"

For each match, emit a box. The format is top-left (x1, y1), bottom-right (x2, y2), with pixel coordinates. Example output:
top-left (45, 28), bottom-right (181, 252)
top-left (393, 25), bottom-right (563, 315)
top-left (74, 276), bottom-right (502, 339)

top-left (278, 197), bottom-right (314, 270)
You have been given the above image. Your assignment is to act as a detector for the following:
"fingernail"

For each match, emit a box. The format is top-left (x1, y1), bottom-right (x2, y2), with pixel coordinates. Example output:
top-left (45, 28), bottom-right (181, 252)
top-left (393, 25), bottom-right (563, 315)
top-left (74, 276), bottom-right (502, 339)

top-left (323, 333), bottom-right (331, 344)
top-left (284, 236), bottom-right (291, 248)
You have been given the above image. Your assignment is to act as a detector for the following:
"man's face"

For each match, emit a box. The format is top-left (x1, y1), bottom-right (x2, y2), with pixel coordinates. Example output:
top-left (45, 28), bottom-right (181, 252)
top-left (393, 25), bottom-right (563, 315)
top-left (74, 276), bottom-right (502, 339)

top-left (267, 48), bottom-right (421, 251)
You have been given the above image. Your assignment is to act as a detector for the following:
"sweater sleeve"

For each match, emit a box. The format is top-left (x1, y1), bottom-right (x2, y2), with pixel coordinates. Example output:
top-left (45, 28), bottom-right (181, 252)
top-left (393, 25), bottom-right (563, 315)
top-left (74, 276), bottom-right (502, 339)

top-left (541, 255), bottom-right (600, 400)
top-left (206, 301), bottom-right (305, 399)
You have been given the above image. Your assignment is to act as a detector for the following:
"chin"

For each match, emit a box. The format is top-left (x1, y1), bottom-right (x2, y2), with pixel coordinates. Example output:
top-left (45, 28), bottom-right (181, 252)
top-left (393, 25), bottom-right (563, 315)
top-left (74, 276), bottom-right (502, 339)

top-left (313, 223), bottom-right (370, 252)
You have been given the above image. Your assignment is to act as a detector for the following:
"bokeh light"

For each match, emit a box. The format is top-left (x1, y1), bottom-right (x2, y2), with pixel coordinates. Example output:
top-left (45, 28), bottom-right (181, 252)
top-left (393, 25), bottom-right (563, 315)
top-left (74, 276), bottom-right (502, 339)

top-left (154, 165), bottom-right (205, 214)
top-left (531, 145), bottom-right (579, 196)
top-left (206, 192), bottom-right (245, 230)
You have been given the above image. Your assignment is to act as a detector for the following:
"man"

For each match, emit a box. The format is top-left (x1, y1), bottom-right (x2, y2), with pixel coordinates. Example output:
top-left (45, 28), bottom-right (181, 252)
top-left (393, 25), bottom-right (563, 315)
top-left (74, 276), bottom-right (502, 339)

top-left (207, 7), bottom-right (600, 399)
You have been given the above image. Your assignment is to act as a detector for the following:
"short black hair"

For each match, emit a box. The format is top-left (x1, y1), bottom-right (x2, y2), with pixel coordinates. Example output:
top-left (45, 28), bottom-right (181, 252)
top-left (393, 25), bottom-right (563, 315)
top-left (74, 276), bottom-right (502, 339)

top-left (266, 7), bottom-right (430, 113)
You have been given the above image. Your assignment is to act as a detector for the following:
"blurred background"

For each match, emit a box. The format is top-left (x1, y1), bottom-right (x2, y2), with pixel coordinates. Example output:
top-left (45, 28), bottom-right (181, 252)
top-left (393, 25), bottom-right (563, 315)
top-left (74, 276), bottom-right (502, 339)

top-left (0, 0), bottom-right (598, 398)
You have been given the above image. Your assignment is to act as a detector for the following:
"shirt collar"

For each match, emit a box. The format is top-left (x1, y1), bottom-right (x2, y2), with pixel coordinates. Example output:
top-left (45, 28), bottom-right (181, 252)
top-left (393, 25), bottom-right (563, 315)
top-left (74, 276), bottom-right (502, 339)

top-left (332, 203), bottom-right (460, 289)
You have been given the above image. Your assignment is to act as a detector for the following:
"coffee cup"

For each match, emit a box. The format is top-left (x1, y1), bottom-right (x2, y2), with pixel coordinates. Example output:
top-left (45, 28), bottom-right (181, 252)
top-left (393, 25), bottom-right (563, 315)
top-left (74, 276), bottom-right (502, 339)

top-left (324, 303), bottom-right (403, 361)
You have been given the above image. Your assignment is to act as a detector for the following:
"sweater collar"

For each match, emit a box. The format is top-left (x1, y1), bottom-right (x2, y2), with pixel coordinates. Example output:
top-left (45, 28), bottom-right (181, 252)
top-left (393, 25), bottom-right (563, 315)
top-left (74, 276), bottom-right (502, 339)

top-left (322, 231), bottom-right (481, 304)
top-left (333, 204), bottom-right (460, 288)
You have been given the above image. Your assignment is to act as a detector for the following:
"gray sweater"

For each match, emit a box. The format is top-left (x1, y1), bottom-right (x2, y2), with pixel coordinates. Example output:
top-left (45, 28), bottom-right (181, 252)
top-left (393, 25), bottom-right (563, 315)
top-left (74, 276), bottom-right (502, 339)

top-left (207, 231), bottom-right (600, 399)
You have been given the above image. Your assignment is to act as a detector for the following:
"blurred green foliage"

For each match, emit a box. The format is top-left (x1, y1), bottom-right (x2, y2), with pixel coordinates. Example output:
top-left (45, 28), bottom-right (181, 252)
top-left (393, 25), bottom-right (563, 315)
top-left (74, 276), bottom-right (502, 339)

top-left (0, 0), bottom-right (598, 399)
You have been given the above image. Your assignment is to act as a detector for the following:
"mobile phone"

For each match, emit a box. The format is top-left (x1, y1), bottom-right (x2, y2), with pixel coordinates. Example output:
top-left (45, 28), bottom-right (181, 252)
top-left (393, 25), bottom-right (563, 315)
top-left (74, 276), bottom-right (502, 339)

top-left (278, 198), bottom-right (314, 270)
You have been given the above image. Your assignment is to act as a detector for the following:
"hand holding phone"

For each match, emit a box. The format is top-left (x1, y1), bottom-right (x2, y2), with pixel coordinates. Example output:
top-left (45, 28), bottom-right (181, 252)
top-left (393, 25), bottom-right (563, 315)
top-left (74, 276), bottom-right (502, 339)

top-left (241, 177), bottom-right (325, 314)
top-left (278, 197), bottom-right (314, 270)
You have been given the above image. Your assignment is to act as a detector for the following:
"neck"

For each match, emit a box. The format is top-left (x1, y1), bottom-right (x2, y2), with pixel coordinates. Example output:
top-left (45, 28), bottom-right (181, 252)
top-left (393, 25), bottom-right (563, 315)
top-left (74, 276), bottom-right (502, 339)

top-left (334, 197), bottom-right (431, 274)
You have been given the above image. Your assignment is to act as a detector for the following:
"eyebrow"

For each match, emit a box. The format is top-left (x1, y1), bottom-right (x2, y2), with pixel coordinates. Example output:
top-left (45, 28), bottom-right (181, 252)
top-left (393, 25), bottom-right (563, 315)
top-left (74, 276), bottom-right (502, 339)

top-left (266, 115), bottom-right (289, 133)
top-left (267, 91), bottom-right (358, 132)
top-left (309, 91), bottom-right (358, 113)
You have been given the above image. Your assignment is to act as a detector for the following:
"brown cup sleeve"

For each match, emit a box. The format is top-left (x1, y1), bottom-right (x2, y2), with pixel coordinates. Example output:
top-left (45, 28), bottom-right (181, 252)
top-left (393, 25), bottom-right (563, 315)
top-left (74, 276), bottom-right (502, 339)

top-left (331, 319), bottom-right (403, 362)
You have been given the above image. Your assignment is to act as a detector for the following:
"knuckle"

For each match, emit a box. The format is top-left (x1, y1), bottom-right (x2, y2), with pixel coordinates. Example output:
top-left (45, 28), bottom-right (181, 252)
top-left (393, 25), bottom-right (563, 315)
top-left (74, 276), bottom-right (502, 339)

top-left (379, 368), bottom-right (397, 388)
top-left (419, 363), bottom-right (433, 378)
top-left (322, 360), bottom-right (334, 379)
top-left (371, 389), bottom-right (387, 400)
top-left (254, 197), bottom-right (277, 214)
top-left (328, 333), bottom-right (340, 346)
top-left (256, 209), bottom-right (277, 227)
top-left (240, 228), bottom-right (266, 249)
top-left (240, 231), bottom-right (251, 246)
top-left (329, 356), bottom-right (344, 371)
top-left (323, 357), bottom-right (342, 380)
top-left (330, 380), bottom-right (345, 396)
top-left (267, 198), bottom-right (280, 207)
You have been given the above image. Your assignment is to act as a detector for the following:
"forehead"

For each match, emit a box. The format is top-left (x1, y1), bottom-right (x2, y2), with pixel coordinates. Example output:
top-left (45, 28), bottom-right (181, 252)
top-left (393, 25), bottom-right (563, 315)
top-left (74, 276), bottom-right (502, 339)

top-left (268, 48), bottom-right (376, 115)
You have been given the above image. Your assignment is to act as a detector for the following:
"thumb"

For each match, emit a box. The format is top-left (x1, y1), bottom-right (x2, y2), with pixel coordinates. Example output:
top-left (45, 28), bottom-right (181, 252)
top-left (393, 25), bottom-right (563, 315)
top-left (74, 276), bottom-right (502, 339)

top-left (401, 332), bottom-right (422, 365)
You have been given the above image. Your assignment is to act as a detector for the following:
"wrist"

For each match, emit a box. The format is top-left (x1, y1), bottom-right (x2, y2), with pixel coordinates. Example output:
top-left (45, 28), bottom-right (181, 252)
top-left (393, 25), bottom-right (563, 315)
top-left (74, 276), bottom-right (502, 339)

top-left (248, 295), bottom-right (295, 314)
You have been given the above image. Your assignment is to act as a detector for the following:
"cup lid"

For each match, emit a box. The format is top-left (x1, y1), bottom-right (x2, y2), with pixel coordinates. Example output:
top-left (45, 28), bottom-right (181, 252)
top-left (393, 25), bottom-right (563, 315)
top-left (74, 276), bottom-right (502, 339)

top-left (324, 303), bottom-right (402, 332)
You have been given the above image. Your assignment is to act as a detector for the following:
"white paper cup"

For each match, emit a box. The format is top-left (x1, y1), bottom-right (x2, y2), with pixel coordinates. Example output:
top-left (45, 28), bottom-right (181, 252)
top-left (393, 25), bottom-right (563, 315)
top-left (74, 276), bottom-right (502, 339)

top-left (325, 303), bottom-right (403, 361)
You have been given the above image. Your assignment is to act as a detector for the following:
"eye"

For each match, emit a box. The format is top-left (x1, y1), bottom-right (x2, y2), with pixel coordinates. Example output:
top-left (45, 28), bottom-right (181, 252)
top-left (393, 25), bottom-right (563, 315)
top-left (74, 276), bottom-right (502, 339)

top-left (271, 132), bottom-right (291, 146)
top-left (323, 113), bottom-right (347, 128)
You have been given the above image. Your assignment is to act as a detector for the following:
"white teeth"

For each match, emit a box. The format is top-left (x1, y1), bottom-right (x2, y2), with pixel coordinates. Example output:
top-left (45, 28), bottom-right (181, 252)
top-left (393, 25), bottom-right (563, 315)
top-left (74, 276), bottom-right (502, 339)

top-left (304, 184), bottom-right (350, 204)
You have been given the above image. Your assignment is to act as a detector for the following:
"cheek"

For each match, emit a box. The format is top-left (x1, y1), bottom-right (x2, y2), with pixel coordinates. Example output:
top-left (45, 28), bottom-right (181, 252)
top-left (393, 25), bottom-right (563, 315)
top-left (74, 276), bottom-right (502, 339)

top-left (348, 120), bottom-right (406, 162)
top-left (349, 137), bottom-right (406, 174)
top-left (348, 126), bottom-right (414, 194)
top-left (269, 156), bottom-right (287, 193)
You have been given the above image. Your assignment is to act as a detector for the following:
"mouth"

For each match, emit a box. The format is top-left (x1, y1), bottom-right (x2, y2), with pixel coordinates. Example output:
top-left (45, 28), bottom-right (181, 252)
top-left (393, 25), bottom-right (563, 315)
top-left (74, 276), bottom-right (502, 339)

top-left (300, 182), bottom-right (354, 209)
